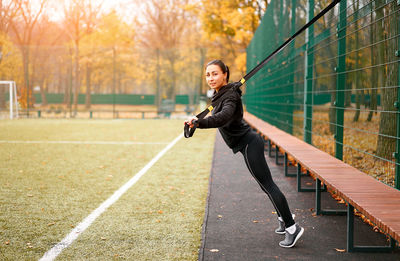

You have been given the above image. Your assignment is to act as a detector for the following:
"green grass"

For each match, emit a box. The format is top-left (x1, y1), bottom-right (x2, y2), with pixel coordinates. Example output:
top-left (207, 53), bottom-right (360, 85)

top-left (0, 119), bottom-right (215, 260)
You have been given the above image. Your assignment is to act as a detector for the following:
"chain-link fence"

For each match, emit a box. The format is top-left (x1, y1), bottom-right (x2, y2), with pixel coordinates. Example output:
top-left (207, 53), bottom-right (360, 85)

top-left (245, 0), bottom-right (400, 189)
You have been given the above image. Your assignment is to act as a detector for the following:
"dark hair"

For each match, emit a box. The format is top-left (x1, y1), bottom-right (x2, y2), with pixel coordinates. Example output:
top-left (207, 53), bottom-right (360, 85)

top-left (206, 59), bottom-right (230, 82)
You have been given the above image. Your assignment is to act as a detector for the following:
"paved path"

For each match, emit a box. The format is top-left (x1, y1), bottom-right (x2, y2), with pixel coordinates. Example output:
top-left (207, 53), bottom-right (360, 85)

top-left (199, 132), bottom-right (400, 261)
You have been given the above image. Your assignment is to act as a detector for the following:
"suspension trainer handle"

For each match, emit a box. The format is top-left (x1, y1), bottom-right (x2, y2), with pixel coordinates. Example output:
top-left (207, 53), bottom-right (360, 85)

top-left (184, 105), bottom-right (214, 138)
top-left (184, 0), bottom-right (341, 138)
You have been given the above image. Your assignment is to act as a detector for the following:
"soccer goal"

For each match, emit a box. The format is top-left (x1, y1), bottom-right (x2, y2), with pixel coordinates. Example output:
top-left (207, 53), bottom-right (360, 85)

top-left (0, 81), bottom-right (19, 119)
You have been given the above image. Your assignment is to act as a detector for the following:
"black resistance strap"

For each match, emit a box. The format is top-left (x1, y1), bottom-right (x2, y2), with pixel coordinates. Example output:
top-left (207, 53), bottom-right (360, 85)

top-left (184, 0), bottom-right (341, 138)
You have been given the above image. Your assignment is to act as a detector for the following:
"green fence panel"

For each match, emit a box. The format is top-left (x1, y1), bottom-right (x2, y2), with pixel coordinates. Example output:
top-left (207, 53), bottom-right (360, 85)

top-left (29, 94), bottom-right (190, 105)
top-left (245, 0), bottom-right (400, 189)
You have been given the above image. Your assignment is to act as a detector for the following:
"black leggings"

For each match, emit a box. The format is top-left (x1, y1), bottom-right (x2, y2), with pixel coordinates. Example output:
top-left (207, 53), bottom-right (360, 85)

top-left (240, 133), bottom-right (295, 228)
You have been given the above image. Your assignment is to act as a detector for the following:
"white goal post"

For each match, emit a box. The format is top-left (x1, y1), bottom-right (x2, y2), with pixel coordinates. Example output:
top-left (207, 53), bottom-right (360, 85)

top-left (0, 81), bottom-right (19, 119)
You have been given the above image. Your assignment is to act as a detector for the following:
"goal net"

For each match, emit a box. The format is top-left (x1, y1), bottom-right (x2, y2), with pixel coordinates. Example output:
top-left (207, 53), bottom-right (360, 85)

top-left (0, 81), bottom-right (19, 119)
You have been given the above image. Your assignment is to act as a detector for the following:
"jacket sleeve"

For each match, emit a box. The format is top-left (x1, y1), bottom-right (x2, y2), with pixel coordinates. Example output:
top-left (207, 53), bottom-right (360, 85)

top-left (197, 95), bottom-right (237, 129)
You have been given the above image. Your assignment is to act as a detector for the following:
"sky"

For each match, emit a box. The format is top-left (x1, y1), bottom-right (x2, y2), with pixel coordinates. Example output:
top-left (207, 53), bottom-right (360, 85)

top-left (46, 0), bottom-right (141, 23)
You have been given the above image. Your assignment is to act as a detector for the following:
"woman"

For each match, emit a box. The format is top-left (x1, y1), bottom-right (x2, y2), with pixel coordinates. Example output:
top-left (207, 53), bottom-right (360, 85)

top-left (186, 59), bottom-right (304, 248)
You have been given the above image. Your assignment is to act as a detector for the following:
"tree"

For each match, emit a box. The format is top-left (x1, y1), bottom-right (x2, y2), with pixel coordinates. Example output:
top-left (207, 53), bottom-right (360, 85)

top-left (376, 1), bottom-right (398, 160)
top-left (0, 0), bottom-right (19, 109)
top-left (9, 0), bottom-right (47, 111)
top-left (138, 0), bottom-right (189, 106)
top-left (198, 0), bottom-right (268, 76)
top-left (81, 10), bottom-right (134, 110)
top-left (30, 16), bottom-right (66, 107)
top-left (63, 0), bottom-right (102, 115)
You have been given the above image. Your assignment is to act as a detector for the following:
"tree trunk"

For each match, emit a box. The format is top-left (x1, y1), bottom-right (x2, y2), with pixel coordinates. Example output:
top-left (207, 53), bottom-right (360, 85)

top-left (368, 8), bottom-right (377, 122)
top-left (352, 4), bottom-right (360, 122)
top-left (85, 62), bottom-right (91, 109)
top-left (156, 48), bottom-right (161, 109)
top-left (73, 44), bottom-right (79, 116)
top-left (39, 77), bottom-right (48, 106)
top-left (0, 73), bottom-right (5, 109)
top-left (376, 2), bottom-right (398, 159)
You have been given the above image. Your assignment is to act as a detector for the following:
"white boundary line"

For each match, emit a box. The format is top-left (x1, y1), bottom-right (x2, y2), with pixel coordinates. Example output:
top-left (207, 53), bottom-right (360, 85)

top-left (39, 133), bottom-right (184, 261)
top-left (0, 140), bottom-right (169, 145)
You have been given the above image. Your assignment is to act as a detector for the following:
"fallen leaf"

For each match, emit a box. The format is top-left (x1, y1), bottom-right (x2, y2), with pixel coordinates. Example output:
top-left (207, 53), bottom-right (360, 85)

top-left (156, 220), bottom-right (161, 223)
top-left (373, 226), bottom-right (379, 232)
top-left (209, 249), bottom-right (219, 252)
top-left (47, 222), bottom-right (55, 227)
top-left (158, 210), bottom-right (163, 214)
top-left (335, 248), bottom-right (345, 252)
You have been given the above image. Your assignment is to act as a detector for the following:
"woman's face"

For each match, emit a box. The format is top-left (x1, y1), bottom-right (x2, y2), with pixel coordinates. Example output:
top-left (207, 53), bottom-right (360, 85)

top-left (206, 64), bottom-right (227, 92)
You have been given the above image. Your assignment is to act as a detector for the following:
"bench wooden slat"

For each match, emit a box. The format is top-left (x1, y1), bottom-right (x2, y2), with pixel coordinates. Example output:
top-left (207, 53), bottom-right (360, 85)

top-left (244, 112), bottom-right (400, 243)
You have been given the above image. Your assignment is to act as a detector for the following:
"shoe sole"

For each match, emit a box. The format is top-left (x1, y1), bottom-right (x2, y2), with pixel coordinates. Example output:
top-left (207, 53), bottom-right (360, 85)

top-left (279, 227), bottom-right (304, 248)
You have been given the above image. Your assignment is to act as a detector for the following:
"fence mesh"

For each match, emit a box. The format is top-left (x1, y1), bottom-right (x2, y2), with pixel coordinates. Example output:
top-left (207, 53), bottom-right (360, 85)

top-left (245, 0), bottom-right (400, 189)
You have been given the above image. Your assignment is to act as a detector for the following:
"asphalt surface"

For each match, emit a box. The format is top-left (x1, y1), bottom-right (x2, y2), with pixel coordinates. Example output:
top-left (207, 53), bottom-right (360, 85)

top-left (199, 132), bottom-right (400, 261)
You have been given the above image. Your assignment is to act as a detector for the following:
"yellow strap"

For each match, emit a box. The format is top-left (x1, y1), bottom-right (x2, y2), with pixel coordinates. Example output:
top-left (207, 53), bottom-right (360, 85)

top-left (240, 78), bottom-right (246, 84)
top-left (208, 105), bottom-right (214, 111)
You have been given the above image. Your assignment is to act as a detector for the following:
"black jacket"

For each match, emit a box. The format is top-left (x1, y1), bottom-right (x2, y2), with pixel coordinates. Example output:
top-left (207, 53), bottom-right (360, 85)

top-left (198, 83), bottom-right (252, 153)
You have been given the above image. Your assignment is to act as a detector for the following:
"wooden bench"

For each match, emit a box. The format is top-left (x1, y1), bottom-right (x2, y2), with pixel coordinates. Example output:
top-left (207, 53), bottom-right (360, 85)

top-left (244, 112), bottom-right (400, 252)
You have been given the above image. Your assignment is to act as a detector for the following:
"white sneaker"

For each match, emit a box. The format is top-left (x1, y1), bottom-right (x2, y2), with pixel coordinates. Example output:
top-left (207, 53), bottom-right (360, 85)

top-left (279, 223), bottom-right (304, 248)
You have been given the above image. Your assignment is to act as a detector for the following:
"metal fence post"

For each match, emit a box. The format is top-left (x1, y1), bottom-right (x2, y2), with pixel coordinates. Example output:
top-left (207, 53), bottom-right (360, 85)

top-left (304, 0), bottom-right (314, 144)
top-left (335, 0), bottom-right (347, 161)
top-left (286, 0), bottom-right (297, 135)
top-left (396, 1), bottom-right (400, 190)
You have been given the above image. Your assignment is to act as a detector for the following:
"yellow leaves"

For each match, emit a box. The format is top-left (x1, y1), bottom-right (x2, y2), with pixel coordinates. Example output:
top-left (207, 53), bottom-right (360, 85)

top-left (235, 53), bottom-right (247, 74)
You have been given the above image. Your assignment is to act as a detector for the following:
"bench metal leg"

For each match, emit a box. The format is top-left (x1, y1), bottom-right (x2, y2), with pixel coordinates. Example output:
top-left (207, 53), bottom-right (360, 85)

top-left (297, 164), bottom-right (314, 192)
top-left (316, 178), bottom-right (346, 215)
top-left (267, 140), bottom-right (273, 157)
top-left (284, 153), bottom-right (296, 177)
top-left (275, 145), bottom-right (284, 165)
top-left (347, 204), bottom-right (397, 252)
